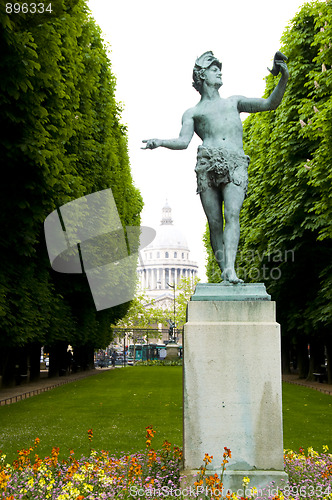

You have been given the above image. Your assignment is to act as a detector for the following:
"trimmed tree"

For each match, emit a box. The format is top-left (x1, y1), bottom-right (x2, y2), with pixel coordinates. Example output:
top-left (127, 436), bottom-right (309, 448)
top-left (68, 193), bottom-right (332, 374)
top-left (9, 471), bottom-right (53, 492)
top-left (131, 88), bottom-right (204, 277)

top-left (0, 0), bottom-right (142, 385)
top-left (204, 1), bottom-right (332, 380)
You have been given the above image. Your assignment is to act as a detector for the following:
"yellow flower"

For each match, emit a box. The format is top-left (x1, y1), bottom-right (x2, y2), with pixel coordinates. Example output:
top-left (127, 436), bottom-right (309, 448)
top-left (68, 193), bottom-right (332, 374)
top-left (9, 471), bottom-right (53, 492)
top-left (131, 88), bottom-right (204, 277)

top-left (323, 445), bottom-right (329, 453)
top-left (39, 477), bottom-right (46, 487)
top-left (73, 473), bottom-right (85, 482)
top-left (242, 476), bottom-right (250, 486)
top-left (83, 483), bottom-right (94, 492)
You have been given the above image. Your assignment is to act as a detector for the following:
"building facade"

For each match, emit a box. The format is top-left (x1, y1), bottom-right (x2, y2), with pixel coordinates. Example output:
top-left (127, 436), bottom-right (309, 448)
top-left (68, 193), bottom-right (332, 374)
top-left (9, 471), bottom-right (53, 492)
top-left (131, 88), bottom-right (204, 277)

top-left (138, 201), bottom-right (198, 312)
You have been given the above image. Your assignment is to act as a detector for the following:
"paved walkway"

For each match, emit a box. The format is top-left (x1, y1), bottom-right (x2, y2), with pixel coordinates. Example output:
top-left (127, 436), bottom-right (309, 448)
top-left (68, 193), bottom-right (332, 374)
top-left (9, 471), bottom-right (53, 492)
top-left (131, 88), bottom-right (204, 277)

top-left (0, 368), bottom-right (112, 406)
top-left (282, 373), bottom-right (332, 396)
top-left (0, 370), bottom-right (331, 406)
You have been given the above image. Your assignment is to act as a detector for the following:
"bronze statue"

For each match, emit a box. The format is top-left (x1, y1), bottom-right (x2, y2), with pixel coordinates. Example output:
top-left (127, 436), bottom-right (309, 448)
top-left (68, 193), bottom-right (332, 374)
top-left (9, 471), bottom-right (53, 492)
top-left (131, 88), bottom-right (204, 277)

top-left (142, 51), bottom-right (289, 284)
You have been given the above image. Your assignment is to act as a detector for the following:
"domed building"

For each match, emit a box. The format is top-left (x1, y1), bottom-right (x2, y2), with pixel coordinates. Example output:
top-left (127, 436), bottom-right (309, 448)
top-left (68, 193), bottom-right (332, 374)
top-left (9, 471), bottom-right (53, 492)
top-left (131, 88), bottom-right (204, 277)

top-left (138, 201), bottom-right (198, 308)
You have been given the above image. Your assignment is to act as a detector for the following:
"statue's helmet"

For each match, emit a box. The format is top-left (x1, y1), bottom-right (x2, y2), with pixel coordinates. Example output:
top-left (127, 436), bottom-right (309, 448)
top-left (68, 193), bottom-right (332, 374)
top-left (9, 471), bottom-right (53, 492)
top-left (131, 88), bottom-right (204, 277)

top-left (192, 51), bottom-right (222, 93)
top-left (194, 51), bottom-right (222, 71)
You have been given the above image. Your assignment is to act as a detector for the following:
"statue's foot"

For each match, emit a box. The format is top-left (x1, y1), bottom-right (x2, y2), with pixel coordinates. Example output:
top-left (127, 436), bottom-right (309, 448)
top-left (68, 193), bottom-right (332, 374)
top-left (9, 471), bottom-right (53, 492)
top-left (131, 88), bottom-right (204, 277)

top-left (221, 268), bottom-right (244, 284)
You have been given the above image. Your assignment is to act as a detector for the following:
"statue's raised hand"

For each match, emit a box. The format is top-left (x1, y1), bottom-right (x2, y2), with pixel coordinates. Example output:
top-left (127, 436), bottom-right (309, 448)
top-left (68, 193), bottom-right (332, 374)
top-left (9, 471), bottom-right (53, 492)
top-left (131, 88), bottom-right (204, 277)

top-left (277, 60), bottom-right (289, 78)
top-left (268, 51), bottom-right (288, 77)
top-left (141, 139), bottom-right (162, 150)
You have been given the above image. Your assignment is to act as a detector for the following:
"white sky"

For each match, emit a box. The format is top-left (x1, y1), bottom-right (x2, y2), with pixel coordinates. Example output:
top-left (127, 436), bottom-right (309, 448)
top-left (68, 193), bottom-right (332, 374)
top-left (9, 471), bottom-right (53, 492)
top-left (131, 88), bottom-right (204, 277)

top-left (87, 0), bottom-right (309, 280)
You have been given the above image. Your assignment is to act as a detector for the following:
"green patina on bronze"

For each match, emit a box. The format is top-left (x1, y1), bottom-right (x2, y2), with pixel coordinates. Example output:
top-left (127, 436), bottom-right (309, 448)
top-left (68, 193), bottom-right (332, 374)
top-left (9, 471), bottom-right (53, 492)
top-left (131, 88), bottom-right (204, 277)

top-left (143, 51), bottom-right (289, 284)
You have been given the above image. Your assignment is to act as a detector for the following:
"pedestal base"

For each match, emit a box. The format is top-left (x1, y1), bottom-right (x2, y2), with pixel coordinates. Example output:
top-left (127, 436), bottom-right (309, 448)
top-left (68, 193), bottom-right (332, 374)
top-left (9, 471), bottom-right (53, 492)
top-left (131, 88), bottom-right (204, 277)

top-left (166, 342), bottom-right (179, 360)
top-left (182, 284), bottom-right (286, 491)
top-left (181, 469), bottom-right (288, 495)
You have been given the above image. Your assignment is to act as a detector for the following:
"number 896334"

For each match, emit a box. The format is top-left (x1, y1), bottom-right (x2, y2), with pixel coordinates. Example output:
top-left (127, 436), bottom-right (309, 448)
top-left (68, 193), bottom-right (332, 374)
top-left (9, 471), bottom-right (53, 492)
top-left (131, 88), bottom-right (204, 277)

top-left (5, 3), bottom-right (53, 14)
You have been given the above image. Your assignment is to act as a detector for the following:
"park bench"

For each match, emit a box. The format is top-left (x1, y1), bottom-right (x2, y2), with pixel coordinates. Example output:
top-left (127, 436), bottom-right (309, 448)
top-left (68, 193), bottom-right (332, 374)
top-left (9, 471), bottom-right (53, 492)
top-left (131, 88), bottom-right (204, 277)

top-left (313, 372), bottom-right (326, 383)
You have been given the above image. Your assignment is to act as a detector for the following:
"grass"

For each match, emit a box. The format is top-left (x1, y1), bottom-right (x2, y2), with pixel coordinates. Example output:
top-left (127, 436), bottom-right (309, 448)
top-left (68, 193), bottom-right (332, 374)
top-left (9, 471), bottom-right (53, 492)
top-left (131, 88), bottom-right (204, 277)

top-left (0, 366), bottom-right (182, 462)
top-left (282, 382), bottom-right (332, 451)
top-left (0, 366), bottom-right (331, 463)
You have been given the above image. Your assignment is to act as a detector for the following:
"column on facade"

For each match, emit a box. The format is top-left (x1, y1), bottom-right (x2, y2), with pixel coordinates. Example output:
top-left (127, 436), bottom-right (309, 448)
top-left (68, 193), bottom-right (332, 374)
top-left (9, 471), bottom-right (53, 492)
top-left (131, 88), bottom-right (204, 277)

top-left (151, 268), bottom-right (155, 289)
top-left (159, 268), bottom-right (163, 289)
top-left (156, 268), bottom-right (160, 289)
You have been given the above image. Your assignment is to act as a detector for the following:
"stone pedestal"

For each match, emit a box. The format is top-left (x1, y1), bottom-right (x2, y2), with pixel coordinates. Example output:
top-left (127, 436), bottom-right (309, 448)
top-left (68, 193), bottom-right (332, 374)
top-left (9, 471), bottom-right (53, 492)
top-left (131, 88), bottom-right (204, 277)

top-left (182, 283), bottom-right (287, 493)
top-left (166, 342), bottom-right (179, 360)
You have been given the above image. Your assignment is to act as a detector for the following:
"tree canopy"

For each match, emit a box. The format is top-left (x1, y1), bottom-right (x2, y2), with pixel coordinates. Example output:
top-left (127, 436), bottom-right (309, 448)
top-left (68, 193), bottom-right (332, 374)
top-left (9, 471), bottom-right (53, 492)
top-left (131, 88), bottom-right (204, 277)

top-left (0, 0), bottom-right (143, 364)
top-left (204, 1), bottom-right (332, 376)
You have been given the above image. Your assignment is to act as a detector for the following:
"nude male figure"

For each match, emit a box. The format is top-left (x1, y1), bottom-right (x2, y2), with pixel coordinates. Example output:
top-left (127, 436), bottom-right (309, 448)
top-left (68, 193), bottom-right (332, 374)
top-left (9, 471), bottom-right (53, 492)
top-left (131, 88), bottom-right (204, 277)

top-left (142, 51), bottom-right (289, 283)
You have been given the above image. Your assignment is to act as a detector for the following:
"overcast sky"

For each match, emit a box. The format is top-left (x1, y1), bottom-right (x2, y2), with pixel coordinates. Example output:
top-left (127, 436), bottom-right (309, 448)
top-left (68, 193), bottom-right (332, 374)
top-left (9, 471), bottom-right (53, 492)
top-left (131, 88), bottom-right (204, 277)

top-left (86, 0), bottom-right (309, 280)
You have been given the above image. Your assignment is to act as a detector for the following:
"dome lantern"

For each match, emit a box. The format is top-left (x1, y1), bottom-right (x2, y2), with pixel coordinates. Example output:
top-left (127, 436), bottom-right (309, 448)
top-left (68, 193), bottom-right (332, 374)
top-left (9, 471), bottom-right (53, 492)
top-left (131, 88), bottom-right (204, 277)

top-left (161, 200), bottom-right (173, 225)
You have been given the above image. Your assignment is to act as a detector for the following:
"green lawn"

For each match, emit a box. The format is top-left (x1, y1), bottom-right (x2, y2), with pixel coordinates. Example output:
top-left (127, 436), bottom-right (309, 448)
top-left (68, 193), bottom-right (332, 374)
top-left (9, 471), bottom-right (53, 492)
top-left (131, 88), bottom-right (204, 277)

top-left (0, 367), bottom-right (182, 462)
top-left (0, 366), bottom-right (331, 463)
top-left (282, 382), bottom-right (332, 451)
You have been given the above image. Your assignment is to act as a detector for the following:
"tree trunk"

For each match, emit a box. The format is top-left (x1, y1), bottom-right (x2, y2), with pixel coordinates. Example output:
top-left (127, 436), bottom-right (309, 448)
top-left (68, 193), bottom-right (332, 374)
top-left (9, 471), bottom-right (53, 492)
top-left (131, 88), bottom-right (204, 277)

top-left (48, 342), bottom-right (68, 378)
top-left (296, 339), bottom-right (309, 379)
top-left (73, 344), bottom-right (95, 372)
top-left (325, 334), bottom-right (332, 384)
top-left (29, 343), bottom-right (41, 382)
top-left (307, 337), bottom-right (325, 382)
top-left (0, 347), bottom-right (16, 388)
top-left (281, 335), bottom-right (291, 374)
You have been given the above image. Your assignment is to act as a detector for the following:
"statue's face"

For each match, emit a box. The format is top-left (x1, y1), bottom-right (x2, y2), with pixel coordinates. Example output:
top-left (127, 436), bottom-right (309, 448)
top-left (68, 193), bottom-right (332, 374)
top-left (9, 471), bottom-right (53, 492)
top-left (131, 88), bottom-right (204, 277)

top-left (203, 64), bottom-right (223, 88)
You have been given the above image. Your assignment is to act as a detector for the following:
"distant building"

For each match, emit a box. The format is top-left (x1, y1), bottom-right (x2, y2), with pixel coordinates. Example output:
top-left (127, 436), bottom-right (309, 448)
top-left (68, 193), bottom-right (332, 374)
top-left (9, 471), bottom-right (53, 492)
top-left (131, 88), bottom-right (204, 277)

top-left (138, 201), bottom-right (198, 325)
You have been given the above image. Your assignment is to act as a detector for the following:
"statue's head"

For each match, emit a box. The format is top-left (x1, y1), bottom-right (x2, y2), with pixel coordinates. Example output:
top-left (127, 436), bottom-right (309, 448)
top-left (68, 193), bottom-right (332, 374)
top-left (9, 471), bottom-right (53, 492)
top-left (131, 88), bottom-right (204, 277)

top-left (192, 51), bottom-right (222, 94)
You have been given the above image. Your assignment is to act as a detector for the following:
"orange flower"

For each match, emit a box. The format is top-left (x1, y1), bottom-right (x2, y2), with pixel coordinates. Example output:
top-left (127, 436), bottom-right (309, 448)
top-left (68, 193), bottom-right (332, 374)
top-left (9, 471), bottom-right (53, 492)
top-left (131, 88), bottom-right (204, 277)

top-left (0, 470), bottom-right (11, 491)
top-left (162, 440), bottom-right (171, 452)
top-left (203, 453), bottom-right (213, 464)
top-left (173, 446), bottom-right (183, 460)
top-left (145, 426), bottom-right (155, 448)
top-left (194, 478), bottom-right (204, 487)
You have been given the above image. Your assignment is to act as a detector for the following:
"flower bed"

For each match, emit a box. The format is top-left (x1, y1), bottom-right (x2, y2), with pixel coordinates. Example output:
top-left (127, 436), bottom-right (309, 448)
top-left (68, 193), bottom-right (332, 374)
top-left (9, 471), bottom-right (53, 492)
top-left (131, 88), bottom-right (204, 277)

top-left (0, 427), bottom-right (331, 499)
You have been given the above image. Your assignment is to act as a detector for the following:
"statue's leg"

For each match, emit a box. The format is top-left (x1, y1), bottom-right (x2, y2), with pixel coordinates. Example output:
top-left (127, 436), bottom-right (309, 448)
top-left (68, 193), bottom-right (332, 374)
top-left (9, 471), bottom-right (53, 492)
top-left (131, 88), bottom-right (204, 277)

top-left (199, 187), bottom-right (225, 271)
top-left (221, 182), bottom-right (245, 283)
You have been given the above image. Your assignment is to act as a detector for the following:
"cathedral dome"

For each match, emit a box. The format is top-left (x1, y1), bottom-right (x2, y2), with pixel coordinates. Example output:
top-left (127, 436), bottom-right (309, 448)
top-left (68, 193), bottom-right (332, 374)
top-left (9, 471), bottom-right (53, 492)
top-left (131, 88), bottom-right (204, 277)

top-left (147, 201), bottom-right (189, 250)
top-left (138, 201), bottom-right (198, 296)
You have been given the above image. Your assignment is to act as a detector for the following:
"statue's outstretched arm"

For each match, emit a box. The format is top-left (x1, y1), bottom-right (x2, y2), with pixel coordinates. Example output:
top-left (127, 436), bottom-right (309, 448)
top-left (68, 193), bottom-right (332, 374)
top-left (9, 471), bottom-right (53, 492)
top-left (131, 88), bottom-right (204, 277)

top-left (238, 53), bottom-right (289, 114)
top-left (142, 109), bottom-right (194, 150)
